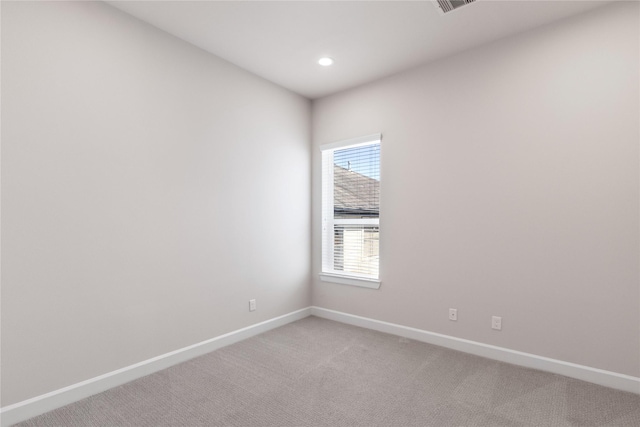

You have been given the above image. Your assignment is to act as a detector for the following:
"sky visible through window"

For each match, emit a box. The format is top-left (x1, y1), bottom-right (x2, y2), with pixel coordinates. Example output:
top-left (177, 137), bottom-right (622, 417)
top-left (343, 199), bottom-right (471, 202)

top-left (333, 144), bottom-right (380, 180)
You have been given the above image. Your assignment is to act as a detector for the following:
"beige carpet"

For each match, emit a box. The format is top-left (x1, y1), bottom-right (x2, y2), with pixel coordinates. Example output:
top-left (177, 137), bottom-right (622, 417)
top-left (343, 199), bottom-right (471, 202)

top-left (16, 316), bottom-right (640, 426)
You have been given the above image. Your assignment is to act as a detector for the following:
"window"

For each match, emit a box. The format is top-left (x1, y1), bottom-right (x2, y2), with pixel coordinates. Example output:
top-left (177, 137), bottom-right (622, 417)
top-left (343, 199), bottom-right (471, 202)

top-left (321, 134), bottom-right (381, 289)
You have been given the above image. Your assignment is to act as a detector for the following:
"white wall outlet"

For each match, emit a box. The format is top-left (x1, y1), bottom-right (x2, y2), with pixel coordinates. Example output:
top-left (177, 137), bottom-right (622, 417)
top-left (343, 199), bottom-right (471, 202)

top-left (449, 308), bottom-right (457, 321)
top-left (249, 299), bottom-right (256, 312)
top-left (492, 316), bottom-right (502, 330)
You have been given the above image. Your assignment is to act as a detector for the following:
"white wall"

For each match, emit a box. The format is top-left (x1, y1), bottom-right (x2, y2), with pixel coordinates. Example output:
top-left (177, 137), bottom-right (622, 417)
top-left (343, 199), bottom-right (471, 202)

top-left (312, 2), bottom-right (639, 377)
top-left (1, 1), bottom-right (310, 406)
top-left (2, 0), bottom-right (638, 411)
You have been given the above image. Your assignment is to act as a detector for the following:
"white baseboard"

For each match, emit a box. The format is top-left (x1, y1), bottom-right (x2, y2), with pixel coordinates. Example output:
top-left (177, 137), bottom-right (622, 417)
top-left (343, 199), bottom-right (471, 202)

top-left (3, 305), bottom-right (637, 426)
top-left (0, 307), bottom-right (312, 427)
top-left (311, 306), bottom-right (640, 395)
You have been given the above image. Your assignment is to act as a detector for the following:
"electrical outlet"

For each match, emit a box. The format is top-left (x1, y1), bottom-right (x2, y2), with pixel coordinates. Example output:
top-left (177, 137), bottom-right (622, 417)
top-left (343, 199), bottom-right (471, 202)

top-left (249, 299), bottom-right (256, 312)
top-left (449, 308), bottom-right (457, 321)
top-left (492, 316), bottom-right (502, 330)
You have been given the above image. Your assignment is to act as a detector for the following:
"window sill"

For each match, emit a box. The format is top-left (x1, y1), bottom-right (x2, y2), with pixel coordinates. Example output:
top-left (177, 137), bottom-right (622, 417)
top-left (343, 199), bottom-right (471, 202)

top-left (320, 273), bottom-right (381, 289)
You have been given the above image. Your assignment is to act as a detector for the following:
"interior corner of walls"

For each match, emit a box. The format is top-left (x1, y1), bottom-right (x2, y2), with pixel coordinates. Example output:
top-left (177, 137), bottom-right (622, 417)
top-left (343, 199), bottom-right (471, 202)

top-left (1, 0), bottom-right (316, 413)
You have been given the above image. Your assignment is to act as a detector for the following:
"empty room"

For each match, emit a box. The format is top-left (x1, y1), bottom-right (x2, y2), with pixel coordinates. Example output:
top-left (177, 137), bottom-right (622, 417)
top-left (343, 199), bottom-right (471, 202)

top-left (1, 0), bottom-right (638, 426)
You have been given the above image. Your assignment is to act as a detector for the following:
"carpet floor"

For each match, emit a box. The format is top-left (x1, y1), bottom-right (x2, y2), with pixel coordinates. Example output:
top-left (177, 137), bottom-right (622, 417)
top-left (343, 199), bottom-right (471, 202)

top-left (16, 316), bottom-right (640, 426)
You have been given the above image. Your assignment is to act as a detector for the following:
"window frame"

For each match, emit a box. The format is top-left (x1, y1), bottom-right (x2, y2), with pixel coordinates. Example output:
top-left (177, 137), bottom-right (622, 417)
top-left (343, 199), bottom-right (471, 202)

top-left (320, 134), bottom-right (381, 289)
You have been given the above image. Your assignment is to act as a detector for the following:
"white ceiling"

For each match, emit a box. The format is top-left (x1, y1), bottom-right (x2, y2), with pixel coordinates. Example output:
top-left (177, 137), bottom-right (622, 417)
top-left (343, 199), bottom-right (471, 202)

top-left (108, 0), bottom-right (611, 99)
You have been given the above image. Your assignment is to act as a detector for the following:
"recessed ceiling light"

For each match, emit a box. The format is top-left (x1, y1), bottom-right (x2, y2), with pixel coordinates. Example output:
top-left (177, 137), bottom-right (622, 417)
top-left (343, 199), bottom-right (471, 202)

top-left (318, 57), bottom-right (334, 66)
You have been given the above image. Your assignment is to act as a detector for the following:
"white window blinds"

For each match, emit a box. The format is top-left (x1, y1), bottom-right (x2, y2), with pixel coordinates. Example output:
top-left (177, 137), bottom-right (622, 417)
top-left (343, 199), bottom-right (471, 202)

top-left (322, 135), bottom-right (380, 282)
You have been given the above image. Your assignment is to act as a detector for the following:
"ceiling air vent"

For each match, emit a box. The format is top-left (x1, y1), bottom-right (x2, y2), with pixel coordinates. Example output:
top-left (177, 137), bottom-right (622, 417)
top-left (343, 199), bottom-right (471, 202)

top-left (435, 0), bottom-right (477, 15)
